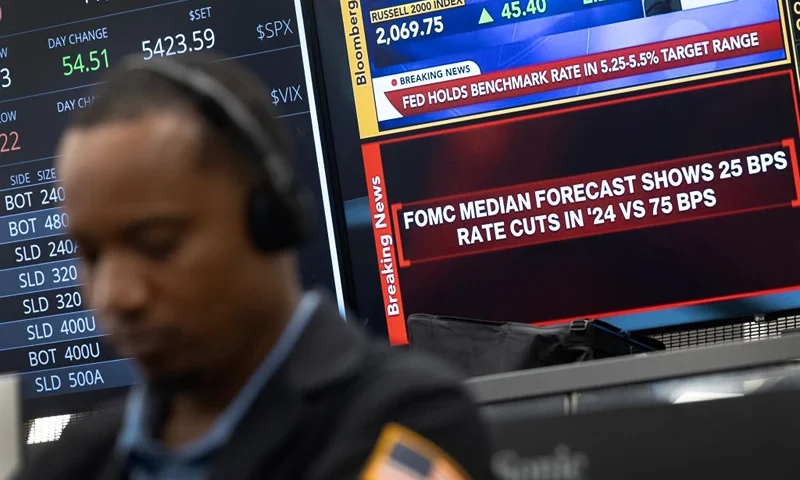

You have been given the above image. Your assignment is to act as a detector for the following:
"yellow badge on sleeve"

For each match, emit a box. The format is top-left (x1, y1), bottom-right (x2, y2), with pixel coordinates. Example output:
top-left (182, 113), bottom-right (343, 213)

top-left (361, 423), bottom-right (470, 480)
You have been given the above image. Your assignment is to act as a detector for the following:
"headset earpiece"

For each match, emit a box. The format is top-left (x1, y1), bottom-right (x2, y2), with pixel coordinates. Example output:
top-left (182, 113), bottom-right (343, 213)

top-left (248, 180), bottom-right (309, 251)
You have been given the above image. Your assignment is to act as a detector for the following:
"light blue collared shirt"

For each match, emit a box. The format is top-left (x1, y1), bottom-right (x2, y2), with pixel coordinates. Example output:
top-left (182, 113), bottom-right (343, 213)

top-left (116, 292), bottom-right (321, 480)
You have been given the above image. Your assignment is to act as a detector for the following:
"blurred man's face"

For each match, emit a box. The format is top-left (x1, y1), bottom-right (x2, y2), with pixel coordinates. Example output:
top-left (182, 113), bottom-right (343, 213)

top-left (57, 111), bottom-right (270, 384)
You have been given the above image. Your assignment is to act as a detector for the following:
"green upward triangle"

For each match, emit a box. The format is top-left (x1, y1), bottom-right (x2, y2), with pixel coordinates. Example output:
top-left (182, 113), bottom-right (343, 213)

top-left (478, 8), bottom-right (494, 24)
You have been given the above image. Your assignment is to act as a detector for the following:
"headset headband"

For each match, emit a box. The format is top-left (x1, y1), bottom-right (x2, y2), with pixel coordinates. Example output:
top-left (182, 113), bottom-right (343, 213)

top-left (121, 57), bottom-right (293, 195)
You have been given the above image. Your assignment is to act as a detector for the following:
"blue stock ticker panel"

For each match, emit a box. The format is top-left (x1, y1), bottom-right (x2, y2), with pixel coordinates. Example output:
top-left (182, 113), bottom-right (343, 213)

top-left (0, 0), bottom-right (342, 419)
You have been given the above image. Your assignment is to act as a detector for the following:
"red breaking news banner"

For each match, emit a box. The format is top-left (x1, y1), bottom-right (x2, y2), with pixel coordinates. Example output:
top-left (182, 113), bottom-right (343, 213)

top-left (363, 143), bottom-right (408, 345)
top-left (384, 21), bottom-right (784, 116)
top-left (393, 141), bottom-right (800, 265)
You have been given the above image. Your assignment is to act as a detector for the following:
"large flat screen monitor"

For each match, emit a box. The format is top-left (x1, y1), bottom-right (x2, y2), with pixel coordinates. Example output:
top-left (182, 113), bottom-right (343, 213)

top-left (312, 0), bottom-right (800, 344)
top-left (0, 0), bottom-right (343, 419)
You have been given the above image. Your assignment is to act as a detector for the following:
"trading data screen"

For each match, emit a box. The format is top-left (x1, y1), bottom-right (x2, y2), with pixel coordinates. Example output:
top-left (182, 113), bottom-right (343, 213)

top-left (0, 0), bottom-right (342, 418)
top-left (315, 0), bottom-right (800, 344)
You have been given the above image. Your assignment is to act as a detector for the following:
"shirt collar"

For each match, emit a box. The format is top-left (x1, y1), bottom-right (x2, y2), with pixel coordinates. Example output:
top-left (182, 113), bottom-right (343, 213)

top-left (117, 291), bottom-right (322, 462)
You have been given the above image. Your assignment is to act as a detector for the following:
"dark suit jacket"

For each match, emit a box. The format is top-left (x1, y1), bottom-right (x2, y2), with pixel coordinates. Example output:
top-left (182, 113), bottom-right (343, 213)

top-left (15, 294), bottom-right (495, 479)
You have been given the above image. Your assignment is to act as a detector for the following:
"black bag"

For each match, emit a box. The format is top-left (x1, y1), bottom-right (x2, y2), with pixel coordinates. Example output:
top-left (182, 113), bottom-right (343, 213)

top-left (406, 314), bottom-right (665, 377)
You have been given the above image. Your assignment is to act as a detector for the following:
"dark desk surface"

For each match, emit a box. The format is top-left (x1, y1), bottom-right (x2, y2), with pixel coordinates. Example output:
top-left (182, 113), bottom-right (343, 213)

top-left (488, 388), bottom-right (800, 480)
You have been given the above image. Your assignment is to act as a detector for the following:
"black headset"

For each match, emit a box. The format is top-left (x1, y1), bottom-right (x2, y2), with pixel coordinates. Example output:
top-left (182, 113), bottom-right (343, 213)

top-left (120, 56), bottom-right (309, 252)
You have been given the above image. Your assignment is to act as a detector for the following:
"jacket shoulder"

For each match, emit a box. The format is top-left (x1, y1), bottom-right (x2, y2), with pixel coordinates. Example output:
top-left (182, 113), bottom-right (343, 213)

top-left (366, 345), bottom-right (468, 392)
top-left (15, 405), bottom-right (122, 480)
top-left (314, 344), bottom-right (495, 479)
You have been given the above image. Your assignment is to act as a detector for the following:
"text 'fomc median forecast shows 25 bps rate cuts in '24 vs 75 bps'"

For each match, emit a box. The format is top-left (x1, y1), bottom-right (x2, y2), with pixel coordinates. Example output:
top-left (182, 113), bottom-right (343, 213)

top-left (0, 0), bottom-right (341, 418)
top-left (339, 0), bottom-right (800, 345)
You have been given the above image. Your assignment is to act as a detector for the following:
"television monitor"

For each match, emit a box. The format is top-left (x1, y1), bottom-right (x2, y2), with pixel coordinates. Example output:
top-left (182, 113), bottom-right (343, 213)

top-left (311, 0), bottom-right (800, 344)
top-left (0, 0), bottom-right (343, 419)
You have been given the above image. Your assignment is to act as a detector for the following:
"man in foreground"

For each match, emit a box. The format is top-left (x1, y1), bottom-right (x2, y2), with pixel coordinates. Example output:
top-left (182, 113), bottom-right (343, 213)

top-left (16, 54), bottom-right (493, 479)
